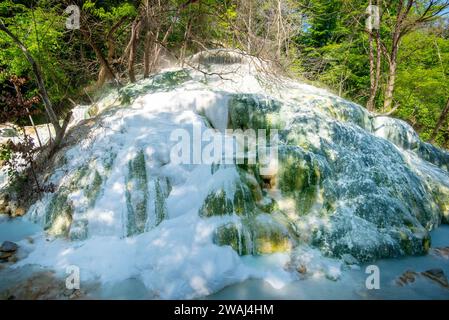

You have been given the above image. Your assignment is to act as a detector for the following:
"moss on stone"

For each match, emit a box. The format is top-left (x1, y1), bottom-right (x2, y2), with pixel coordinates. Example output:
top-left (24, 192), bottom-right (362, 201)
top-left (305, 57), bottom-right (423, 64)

top-left (45, 189), bottom-right (73, 237)
top-left (103, 152), bottom-right (117, 173)
top-left (251, 217), bottom-right (292, 254)
top-left (199, 189), bottom-right (233, 217)
top-left (256, 197), bottom-right (279, 213)
top-left (423, 236), bottom-right (431, 252)
top-left (233, 183), bottom-right (256, 216)
top-left (237, 168), bottom-right (264, 202)
top-left (46, 153), bottom-right (118, 239)
top-left (70, 165), bottom-right (89, 189)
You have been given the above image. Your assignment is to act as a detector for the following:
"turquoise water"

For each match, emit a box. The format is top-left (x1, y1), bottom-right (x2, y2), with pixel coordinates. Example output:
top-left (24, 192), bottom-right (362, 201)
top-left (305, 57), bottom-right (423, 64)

top-left (0, 215), bottom-right (41, 243)
top-left (0, 215), bottom-right (448, 300)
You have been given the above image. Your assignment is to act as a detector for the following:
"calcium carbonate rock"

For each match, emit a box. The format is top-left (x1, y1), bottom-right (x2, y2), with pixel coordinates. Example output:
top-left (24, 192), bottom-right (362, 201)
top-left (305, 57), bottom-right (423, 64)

top-left (18, 51), bottom-right (449, 266)
top-left (198, 88), bottom-right (449, 261)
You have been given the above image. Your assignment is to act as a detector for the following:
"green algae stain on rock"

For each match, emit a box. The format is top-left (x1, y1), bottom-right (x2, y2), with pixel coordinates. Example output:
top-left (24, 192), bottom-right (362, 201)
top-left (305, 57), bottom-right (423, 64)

top-left (251, 215), bottom-right (292, 255)
top-left (125, 150), bottom-right (149, 236)
top-left (213, 223), bottom-right (253, 255)
top-left (86, 170), bottom-right (103, 208)
top-left (44, 159), bottom-right (109, 238)
top-left (44, 189), bottom-right (73, 237)
top-left (119, 69), bottom-right (192, 105)
top-left (277, 147), bottom-right (323, 216)
top-left (154, 177), bottom-right (171, 227)
top-left (228, 94), bottom-right (283, 132)
top-left (393, 228), bottom-right (430, 256)
top-left (431, 186), bottom-right (449, 224)
top-left (253, 228), bottom-right (291, 254)
top-left (203, 164), bottom-right (293, 256)
top-left (233, 182), bottom-right (256, 216)
top-left (213, 216), bottom-right (292, 256)
top-left (199, 178), bottom-right (258, 218)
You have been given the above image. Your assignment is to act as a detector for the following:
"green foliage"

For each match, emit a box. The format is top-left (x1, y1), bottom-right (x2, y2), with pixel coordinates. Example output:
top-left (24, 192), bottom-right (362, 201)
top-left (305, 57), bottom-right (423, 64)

top-left (82, 0), bottom-right (136, 20)
top-left (0, 0), bottom-right (83, 123)
top-left (1, 0), bottom-right (447, 148)
top-left (296, 0), bottom-right (449, 148)
top-left (395, 31), bottom-right (449, 146)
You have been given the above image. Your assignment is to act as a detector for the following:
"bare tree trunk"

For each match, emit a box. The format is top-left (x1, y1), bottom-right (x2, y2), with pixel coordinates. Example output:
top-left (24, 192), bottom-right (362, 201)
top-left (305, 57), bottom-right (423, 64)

top-left (429, 98), bottom-right (449, 143)
top-left (374, 28), bottom-right (382, 102)
top-left (367, 15), bottom-right (375, 111)
top-left (276, 0), bottom-right (282, 59)
top-left (367, 29), bottom-right (381, 110)
top-left (384, 46), bottom-right (398, 111)
top-left (247, 0), bottom-right (252, 53)
top-left (275, 0), bottom-right (287, 61)
top-left (104, 17), bottom-right (127, 85)
top-left (383, 19), bottom-right (401, 112)
top-left (0, 20), bottom-right (63, 143)
top-left (80, 29), bottom-right (119, 88)
top-left (143, 29), bottom-right (154, 78)
top-left (12, 80), bottom-right (43, 148)
top-left (180, 18), bottom-right (192, 66)
top-left (383, 0), bottom-right (412, 111)
top-left (128, 18), bottom-right (141, 83)
top-left (80, 16), bottom-right (126, 88)
top-left (143, 0), bottom-right (157, 79)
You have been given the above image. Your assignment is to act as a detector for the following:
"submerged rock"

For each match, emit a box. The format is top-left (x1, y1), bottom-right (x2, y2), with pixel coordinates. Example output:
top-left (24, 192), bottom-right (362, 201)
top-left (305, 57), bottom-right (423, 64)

top-left (396, 270), bottom-right (419, 286)
top-left (0, 241), bottom-right (18, 263)
top-left (421, 269), bottom-right (449, 289)
top-left (0, 241), bottom-right (18, 253)
top-left (0, 251), bottom-right (14, 261)
top-left (0, 269), bottom-right (94, 300)
top-left (396, 268), bottom-right (449, 289)
top-left (431, 247), bottom-right (449, 259)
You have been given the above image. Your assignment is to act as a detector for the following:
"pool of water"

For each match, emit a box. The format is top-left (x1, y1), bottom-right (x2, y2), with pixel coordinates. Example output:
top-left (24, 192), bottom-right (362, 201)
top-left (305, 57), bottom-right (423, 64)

top-left (206, 226), bottom-right (449, 300)
top-left (0, 215), bottom-right (41, 243)
top-left (1, 215), bottom-right (448, 300)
